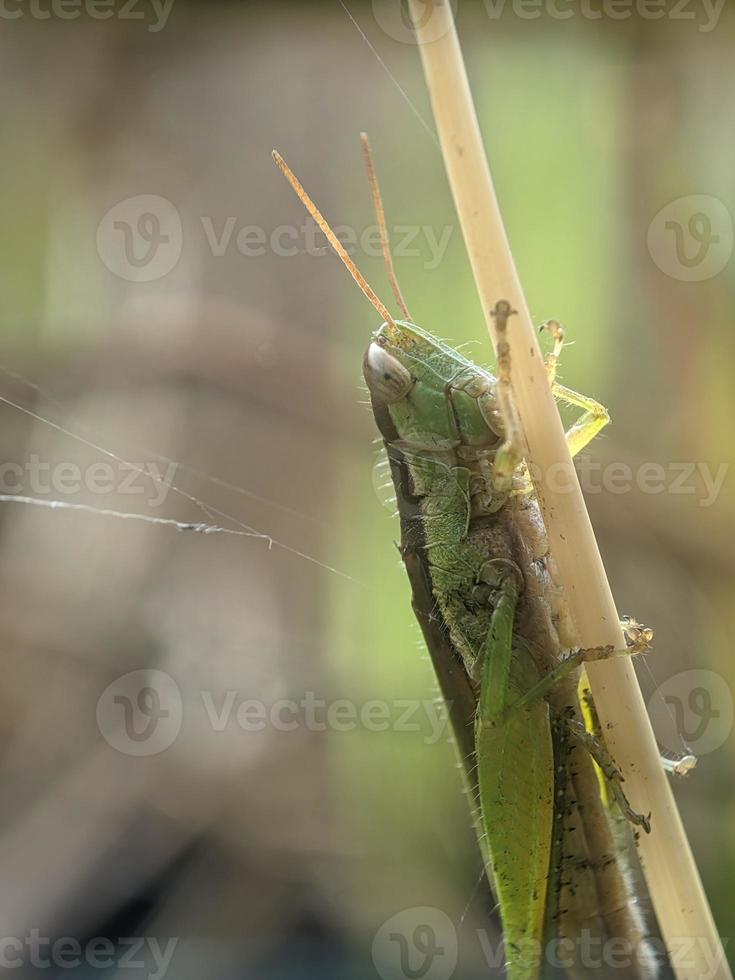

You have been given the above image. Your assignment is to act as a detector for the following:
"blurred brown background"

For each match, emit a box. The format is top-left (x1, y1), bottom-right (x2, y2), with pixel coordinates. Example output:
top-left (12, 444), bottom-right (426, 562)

top-left (0, 1), bottom-right (732, 977)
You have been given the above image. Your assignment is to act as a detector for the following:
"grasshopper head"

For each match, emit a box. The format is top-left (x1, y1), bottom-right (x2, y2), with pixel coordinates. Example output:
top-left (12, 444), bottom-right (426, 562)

top-left (362, 325), bottom-right (416, 407)
top-left (363, 320), bottom-right (500, 450)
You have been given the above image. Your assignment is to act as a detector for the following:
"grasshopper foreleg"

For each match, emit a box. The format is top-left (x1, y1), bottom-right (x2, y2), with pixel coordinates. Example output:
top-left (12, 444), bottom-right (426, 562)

top-left (540, 320), bottom-right (611, 458)
top-left (541, 319), bottom-right (565, 385)
top-left (489, 301), bottom-right (525, 499)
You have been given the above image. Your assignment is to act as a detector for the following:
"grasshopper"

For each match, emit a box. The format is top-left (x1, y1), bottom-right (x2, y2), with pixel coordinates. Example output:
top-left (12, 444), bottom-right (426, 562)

top-left (274, 140), bottom-right (663, 980)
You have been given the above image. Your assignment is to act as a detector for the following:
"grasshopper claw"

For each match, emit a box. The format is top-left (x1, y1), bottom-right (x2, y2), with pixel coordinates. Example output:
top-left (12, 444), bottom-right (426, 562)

top-left (621, 615), bottom-right (654, 652)
top-left (540, 318), bottom-right (565, 345)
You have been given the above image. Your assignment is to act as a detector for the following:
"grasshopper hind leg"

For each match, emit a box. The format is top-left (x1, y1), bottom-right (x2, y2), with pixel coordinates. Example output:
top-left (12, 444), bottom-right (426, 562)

top-left (475, 571), bottom-right (555, 980)
top-left (510, 626), bottom-right (653, 715)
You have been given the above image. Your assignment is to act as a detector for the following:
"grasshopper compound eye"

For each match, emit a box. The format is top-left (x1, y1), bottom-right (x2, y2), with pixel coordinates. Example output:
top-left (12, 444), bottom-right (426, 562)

top-left (363, 342), bottom-right (414, 405)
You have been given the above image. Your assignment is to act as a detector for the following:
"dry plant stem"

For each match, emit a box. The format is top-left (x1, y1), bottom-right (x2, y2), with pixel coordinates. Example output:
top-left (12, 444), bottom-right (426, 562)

top-left (408, 2), bottom-right (729, 978)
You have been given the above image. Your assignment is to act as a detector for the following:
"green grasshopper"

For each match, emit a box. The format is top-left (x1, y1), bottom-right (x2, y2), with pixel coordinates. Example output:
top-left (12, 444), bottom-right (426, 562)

top-left (274, 142), bottom-right (661, 980)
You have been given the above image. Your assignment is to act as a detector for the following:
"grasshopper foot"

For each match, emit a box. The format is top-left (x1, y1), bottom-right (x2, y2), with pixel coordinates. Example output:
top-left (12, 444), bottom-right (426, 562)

top-left (566, 719), bottom-right (652, 834)
top-left (621, 615), bottom-right (654, 652)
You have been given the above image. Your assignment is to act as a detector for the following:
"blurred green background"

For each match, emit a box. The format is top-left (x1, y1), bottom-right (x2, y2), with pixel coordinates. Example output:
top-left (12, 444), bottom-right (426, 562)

top-left (0, 1), bottom-right (732, 977)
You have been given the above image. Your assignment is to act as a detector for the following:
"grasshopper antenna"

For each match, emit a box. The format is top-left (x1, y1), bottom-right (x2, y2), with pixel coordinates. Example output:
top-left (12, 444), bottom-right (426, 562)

top-left (272, 150), bottom-right (395, 326)
top-left (360, 132), bottom-right (411, 321)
